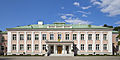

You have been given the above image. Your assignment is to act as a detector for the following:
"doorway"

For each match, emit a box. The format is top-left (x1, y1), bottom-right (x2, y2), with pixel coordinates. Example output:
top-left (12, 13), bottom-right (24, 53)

top-left (57, 45), bottom-right (62, 54)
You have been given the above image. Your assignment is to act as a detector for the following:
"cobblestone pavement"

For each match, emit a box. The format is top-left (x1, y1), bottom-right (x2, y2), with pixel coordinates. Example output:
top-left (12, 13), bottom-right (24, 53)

top-left (0, 56), bottom-right (120, 60)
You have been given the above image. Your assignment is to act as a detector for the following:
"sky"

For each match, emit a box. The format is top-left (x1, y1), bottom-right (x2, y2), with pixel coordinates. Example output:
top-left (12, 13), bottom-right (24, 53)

top-left (0, 0), bottom-right (120, 31)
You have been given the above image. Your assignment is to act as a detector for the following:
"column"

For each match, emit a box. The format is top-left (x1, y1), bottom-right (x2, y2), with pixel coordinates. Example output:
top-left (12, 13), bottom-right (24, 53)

top-left (62, 45), bottom-right (65, 54)
top-left (85, 31), bottom-right (88, 52)
top-left (93, 31), bottom-right (95, 52)
top-left (32, 31), bottom-right (34, 53)
top-left (77, 32), bottom-right (80, 50)
top-left (39, 31), bottom-right (42, 53)
top-left (54, 44), bottom-right (56, 54)
top-left (100, 31), bottom-right (103, 52)
top-left (108, 31), bottom-right (112, 54)
top-left (7, 32), bottom-right (11, 54)
top-left (24, 31), bottom-right (27, 53)
top-left (16, 31), bottom-right (19, 53)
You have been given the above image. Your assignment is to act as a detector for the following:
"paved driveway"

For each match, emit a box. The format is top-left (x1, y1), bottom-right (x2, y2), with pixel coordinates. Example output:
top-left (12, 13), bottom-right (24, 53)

top-left (0, 56), bottom-right (120, 60)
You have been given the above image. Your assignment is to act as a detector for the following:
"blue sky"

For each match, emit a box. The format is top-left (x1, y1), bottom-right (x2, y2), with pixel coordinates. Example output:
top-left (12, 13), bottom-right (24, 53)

top-left (0, 0), bottom-right (120, 31)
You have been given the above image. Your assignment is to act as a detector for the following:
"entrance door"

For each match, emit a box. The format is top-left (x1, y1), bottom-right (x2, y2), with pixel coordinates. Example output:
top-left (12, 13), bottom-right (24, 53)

top-left (66, 46), bottom-right (69, 54)
top-left (50, 45), bottom-right (54, 54)
top-left (57, 46), bottom-right (62, 54)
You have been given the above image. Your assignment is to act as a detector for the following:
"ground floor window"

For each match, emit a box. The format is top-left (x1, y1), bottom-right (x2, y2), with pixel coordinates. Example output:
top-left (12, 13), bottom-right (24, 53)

top-left (12, 44), bottom-right (16, 50)
top-left (35, 44), bottom-right (39, 50)
top-left (88, 44), bottom-right (92, 50)
top-left (27, 44), bottom-right (31, 50)
top-left (81, 44), bottom-right (84, 50)
top-left (103, 44), bottom-right (107, 50)
top-left (43, 45), bottom-right (46, 50)
top-left (20, 44), bottom-right (24, 50)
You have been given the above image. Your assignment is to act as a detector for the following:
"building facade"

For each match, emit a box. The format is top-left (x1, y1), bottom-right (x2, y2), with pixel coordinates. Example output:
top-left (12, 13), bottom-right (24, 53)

top-left (6, 21), bottom-right (113, 56)
top-left (0, 31), bottom-right (7, 55)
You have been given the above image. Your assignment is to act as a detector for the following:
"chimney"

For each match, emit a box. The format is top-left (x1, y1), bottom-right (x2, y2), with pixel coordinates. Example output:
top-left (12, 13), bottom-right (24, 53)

top-left (38, 21), bottom-right (43, 25)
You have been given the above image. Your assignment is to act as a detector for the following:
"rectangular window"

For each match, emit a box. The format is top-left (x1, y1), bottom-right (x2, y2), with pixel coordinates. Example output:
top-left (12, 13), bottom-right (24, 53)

top-left (35, 44), bottom-right (39, 50)
top-left (65, 34), bottom-right (69, 40)
top-left (73, 34), bottom-right (77, 40)
top-left (42, 34), bottom-right (46, 40)
top-left (27, 34), bottom-right (31, 40)
top-left (103, 34), bottom-right (107, 40)
top-left (1, 46), bottom-right (4, 50)
top-left (35, 34), bottom-right (39, 40)
top-left (96, 34), bottom-right (99, 40)
top-left (50, 34), bottom-right (54, 40)
top-left (20, 44), bottom-right (24, 50)
top-left (20, 34), bottom-right (24, 40)
top-left (88, 34), bottom-right (92, 40)
top-left (96, 44), bottom-right (99, 50)
top-left (12, 34), bottom-right (16, 40)
top-left (103, 44), bottom-right (107, 50)
top-left (81, 34), bottom-right (84, 40)
top-left (88, 44), bottom-right (92, 50)
top-left (43, 45), bottom-right (46, 50)
top-left (12, 44), bottom-right (16, 50)
top-left (27, 44), bottom-right (31, 50)
top-left (58, 34), bottom-right (61, 40)
top-left (81, 44), bottom-right (84, 50)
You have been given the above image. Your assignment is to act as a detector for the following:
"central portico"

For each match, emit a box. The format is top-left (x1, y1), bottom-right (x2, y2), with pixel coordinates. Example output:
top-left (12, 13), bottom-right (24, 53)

top-left (45, 40), bottom-right (74, 56)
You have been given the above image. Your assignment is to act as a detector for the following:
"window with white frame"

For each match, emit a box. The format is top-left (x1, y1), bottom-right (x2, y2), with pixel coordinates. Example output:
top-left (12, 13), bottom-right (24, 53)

top-left (58, 34), bottom-right (61, 40)
top-left (88, 44), bottom-right (92, 50)
top-left (27, 44), bottom-right (31, 50)
top-left (65, 34), bottom-right (69, 40)
top-left (12, 34), bottom-right (16, 40)
top-left (50, 34), bottom-right (54, 40)
top-left (12, 44), bottom-right (16, 50)
top-left (96, 44), bottom-right (99, 50)
top-left (88, 34), bottom-right (92, 40)
top-left (103, 44), bottom-right (107, 50)
top-left (81, 44), bottom-right (84, 50)
top-left (43, 45), bottom-right (46, 50)
top-left (103, 34), bottom-right (107, 40)
top-left (73, 34), bottom-right (77, 40)
top-left (35, 44), bottom-right (39, 50)
top-left (27, 34), bottom-right (31, 40)
top-left (81, 34), bottom-right (84, 40)
top-left (42, 34), bottom-right (46, 40)
top-left (20, 44), bottom-right (24, 50)
top-left (35, 34), bottom-right (39, 40)
top-left (20, 34), bottom-right (24, 40)
top-left (96, 34), bottom-right (99, 40)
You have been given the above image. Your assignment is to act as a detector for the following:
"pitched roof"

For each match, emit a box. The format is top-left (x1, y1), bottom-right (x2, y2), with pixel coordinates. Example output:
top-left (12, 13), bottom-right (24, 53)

top-left (8, 24), bottom-right (111, 29)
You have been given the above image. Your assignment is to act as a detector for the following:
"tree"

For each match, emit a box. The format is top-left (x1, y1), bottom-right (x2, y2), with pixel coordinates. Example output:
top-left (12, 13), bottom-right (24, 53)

top-left (113, 26), bottom-right (120, 31)
top-left (103, 24), bottom-right (113, 28)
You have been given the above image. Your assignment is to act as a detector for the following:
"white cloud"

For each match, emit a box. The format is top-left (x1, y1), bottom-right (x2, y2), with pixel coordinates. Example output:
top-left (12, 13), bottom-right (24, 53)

top-left (60, 16), bottom-right (67, 19)
top-left (81, 6), bottom-right (92, 10)
top-left (82, 14), bottom-right (88, 17)
top-left (65, 18), bottom-right (92, 24)
top-left (60, 14), bottom-right (74, 19)
top-left (73, 2), bottom-right (80, 6)
top-left (115, 21), bottom-right (120, 24)
top-left (93, 1), bottom-right (101, 5)
top-left (91, 0), bottom-right (120, 16)
top-left (77, 11), bottom-right (91, 14)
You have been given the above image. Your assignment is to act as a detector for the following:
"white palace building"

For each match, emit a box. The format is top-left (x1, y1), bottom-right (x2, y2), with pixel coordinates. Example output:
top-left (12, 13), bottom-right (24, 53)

top-left (6, 21), bottom-right (113, 56)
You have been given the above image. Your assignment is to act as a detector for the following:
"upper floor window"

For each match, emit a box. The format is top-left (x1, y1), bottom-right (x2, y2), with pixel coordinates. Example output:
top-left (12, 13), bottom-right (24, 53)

top-left (88, 44), bottom-right (92, 50)
top-left (96, 34), bottom-right (99, 40)
top-left (103, 44), bottom-right (107, 50)
top-left (27, 34), bottom-right (31, 40)
top-left (35, 34), bottom-right (39, 40)
top-left (73, 34), bottom-right (77, 40)
top-left (65, 34), bottom-right (69, 40)
top-left (103, 34), bottom-right (107, 40)
top-left (81, 44), bottom-right (84, 50)
top-left (42, 34), bottom-right (46, 40)
top-left (20, 34), bottom-right (24, 40)
top-left (12, 34), bottom-right (16, 40)
top-left (81, 34), bottom-right (84, 40)
top-left (20, 44), bottom-right (24, 50)
top-left (96, 44), bottom-right (99, 50)
top-left (88, 34), bottom-right (92, 40)
top-left (58, 34), bottom-right (61, 40)
top-left (12, 44), bottom-right (16, 50)
top-left (27, 44), bottom-right (31, 50)
top-left (35, 44), bottom-right (39, 50)
top-left (50, 34), bottom-right (54, 40)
